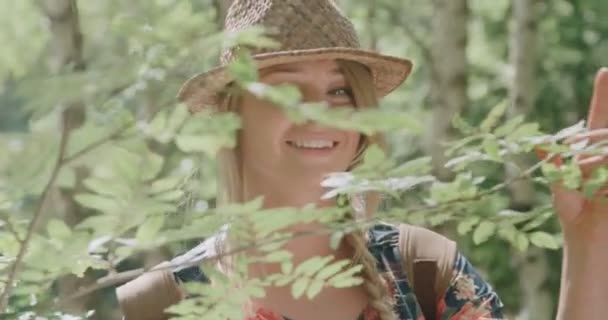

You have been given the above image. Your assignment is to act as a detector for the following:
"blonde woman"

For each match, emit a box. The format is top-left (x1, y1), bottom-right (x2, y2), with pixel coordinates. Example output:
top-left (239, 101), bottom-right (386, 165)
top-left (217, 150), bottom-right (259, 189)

top-left (121, 0), bottom-right (608, 319)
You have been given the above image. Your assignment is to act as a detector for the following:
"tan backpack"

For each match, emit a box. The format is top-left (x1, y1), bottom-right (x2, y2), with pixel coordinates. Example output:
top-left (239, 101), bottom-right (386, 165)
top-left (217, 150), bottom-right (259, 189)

top-left (116, 224), bottom-right (457, 320)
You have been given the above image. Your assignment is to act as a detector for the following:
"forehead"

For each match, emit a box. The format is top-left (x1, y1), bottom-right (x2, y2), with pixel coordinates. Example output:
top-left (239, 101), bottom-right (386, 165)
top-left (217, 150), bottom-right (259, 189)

top-left (259, 59), bottom-right (343, 77)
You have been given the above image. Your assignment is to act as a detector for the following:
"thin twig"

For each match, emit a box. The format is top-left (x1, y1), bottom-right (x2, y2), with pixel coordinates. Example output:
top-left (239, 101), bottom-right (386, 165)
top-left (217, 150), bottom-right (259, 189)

top-left (0, 115), bottom-right (71, 312)
top-left (1, 217), bottom-right (24, 244)
top-left (61, 123), bottom-right (132, 165)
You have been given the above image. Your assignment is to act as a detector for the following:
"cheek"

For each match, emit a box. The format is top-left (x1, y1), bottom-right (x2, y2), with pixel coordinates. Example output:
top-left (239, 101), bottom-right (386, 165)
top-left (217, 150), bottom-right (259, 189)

top-left (239, 101), bottom-right (289, 161)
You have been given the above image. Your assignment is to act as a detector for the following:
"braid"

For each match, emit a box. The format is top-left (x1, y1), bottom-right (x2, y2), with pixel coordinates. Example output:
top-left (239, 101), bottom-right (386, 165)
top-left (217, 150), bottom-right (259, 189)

top-left (345, 230), bottom-right (397, 320)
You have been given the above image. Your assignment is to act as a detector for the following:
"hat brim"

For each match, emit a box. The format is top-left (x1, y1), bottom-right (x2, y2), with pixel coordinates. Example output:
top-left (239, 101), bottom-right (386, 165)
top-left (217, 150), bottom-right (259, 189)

top-left (177, 47), bottom-right (413, 112)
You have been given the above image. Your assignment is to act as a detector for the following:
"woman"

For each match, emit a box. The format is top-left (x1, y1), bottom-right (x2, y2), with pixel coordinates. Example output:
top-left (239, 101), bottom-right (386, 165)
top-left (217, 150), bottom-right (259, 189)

top-left (122, 0), bottom-right (608, 319)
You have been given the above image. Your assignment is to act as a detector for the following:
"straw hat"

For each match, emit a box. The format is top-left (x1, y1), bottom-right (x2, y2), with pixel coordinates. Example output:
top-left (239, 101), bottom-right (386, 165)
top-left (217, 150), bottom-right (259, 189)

top-left (177, 0), bottom-right (413, 112)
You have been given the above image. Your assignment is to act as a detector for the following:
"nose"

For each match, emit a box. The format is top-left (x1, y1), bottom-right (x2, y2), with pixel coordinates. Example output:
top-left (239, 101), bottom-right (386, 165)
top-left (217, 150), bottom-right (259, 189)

top-left (298, 86), bottom-right (330, 128)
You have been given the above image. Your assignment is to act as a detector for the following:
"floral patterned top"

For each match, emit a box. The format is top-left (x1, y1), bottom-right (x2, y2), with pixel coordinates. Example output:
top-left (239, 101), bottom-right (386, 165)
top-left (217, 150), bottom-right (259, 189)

top-left (175, 224), bottom-right (505, 320)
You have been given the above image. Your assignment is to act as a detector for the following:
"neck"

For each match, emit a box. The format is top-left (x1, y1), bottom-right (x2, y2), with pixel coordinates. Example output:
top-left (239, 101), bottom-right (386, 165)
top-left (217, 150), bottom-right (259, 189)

top-left (240, 169), bottom-right (351, 278)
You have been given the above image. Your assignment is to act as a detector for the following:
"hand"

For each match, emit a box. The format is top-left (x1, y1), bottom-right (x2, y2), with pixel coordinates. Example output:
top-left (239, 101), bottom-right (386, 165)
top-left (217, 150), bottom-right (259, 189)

top-left (536, 68), bottom-right (608, 244)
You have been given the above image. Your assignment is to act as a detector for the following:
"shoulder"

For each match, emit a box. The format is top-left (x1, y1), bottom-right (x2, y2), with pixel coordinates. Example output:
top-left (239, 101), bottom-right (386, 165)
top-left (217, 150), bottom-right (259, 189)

top-left (438, 252), bottom-right (506, 318)
top-left (368, 223), bottom-right (457, 262)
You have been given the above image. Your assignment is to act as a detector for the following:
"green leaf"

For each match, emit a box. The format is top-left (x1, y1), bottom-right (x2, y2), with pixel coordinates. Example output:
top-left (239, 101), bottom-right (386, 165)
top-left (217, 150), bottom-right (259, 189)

top-left (514, 232), bottom-right (529, 252)
top-left (480, 100), bottom-right (507, 133)
top-left (522, 210), bottom-right (553, 232)
top-left (473, 221), bottom-right (496, 245)
top-left (457, 216), bottom-right (480, 235)
top-left (507, 123), bottom-right (541, 141)
top-left (148, 110), bottom-right (168, 137)
top-left (452, 114), bottom-right (476, 135)
top-left (389, 157), bottom-right (432, 176)
top-left (582, 167), bottom-right (608, 198)
top-left (228, 25), bottom-right (280, 49)
top-left (245, 284), bottom-right (266, 299)
top-left (264, 250), bottom-right (293, 263)
top-left (291, 277), bottom-right (310, 299)
top-left (358, 144), bottom-right (386, 172)
top-left (482, 137), bottom-right (501, 161)
top-left (561, 163), bottom-right (582, 190)
top-left (226, 51), bottom-right (258, 83)
top-left (294, 256), bottom-right (333, 277)
top-left (529, 231), bottom-right (560, 250)
top-left (540, 162), bottom-right (562, 183)
top-left (275, 274), bottom-right (295, 287)
top-left (74, 193), bottom-right (122, 213)
top-left (260, 84), bottom-right (302, 109)
top-left (329, 231), bottom-right (344, 250)
top-left (281, 260), bottom-right (293, 274)
top-left (147, 176), bottom-right (184, 194)
top-left (306, 280), bottom-right (325, 299)
top-left (141, 152), bottom-right (165, 181)
top-left (153, 189), bottom-right (184, 202)
top-left (166, 104), bottom-right (189, 134)
top-left (136, 215), bottom-right (165, 243)
top-left (497, 223), bottom-right (518, 243)
top-left (84, 176), bottom-right (130, 198)
top-left (327, 264), bottom-right (363, 288)
top-left (258, 239), bottom-right (288, 253)
top-left (175, 134), bottom-right (235, 155)
top-left (46, 219), bottom-right (72, 240)
top-left (445, 135), bottom-right (482, 157)
top-left (495, 115), bottom-right (525, 137)
top-left (316, 260), bottom-right (350, 280)
top-left (329, 275), bottom-right (364, 288)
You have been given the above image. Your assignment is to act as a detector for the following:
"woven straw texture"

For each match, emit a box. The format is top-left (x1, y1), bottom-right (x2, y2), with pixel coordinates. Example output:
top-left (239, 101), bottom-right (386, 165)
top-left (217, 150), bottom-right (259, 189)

top-left (178, 0), bottom-right (413, 112)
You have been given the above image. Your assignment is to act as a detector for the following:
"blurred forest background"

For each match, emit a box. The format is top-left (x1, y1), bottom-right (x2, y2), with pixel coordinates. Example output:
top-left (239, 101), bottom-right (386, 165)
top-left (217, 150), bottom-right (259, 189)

top-left (0, 0), bottom-right (607, 319)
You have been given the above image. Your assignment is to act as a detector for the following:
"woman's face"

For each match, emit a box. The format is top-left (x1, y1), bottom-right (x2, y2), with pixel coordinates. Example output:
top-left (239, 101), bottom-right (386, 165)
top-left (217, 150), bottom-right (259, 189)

top-left (238, 59), bottom-right (361, 183)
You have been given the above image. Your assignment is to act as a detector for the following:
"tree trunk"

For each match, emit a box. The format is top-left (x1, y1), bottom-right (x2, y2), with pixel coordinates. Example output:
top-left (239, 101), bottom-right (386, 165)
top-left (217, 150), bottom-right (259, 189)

top-left (507, 1), bottom-right (553, 319)
top-left (506, 0), bottom-right (539, 210)
top-left (367, 0), bottom-right (378, 50)
top-left (424, 0), bottom-right (469, 181)
top-left (39, 0), bottom-right (91, 315)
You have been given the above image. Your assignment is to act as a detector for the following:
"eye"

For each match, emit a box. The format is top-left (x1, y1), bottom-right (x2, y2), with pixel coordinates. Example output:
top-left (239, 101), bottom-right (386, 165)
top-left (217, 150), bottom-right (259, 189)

top-left (329, 87), bottom-right (353, 98)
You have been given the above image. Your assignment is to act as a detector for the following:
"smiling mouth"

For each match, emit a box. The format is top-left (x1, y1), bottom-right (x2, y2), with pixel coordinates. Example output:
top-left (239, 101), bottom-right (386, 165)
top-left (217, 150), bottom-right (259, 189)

top-left (286, 140), bottom-right (339, 150)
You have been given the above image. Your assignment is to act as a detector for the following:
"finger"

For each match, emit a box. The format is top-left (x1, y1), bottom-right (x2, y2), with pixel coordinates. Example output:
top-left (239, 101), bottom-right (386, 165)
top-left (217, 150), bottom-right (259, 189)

top-left (586, 67), bottom-right (608, 130)
top-left (578, 154), bottom-right (608, 177)
top-left (598, 187), bottom-right (608, 196)
top-left (549, 181), bottom-right (585, 223)
top-left (564, 128), bottom-right (608, 144)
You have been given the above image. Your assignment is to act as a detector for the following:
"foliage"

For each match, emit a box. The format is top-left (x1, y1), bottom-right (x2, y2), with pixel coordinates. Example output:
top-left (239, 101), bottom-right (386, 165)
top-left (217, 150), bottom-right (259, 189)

top-left (0, 0), bottom-right (607, 319)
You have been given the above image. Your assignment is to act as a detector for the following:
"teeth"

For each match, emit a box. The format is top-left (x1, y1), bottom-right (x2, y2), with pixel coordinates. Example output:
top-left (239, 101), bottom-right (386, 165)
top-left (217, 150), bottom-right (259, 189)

top-left (290, 140), bottom-right (334, 149)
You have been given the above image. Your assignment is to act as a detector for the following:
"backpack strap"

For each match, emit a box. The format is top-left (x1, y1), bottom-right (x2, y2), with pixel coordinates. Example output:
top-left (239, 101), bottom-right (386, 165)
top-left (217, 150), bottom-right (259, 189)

top-left (398, 224), bottom-right (457, 320)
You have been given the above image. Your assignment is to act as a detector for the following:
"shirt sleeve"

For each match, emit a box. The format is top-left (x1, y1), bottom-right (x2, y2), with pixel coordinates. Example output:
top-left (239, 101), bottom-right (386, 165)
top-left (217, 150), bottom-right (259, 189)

top-left (436, 252), bottom-right (505, 320)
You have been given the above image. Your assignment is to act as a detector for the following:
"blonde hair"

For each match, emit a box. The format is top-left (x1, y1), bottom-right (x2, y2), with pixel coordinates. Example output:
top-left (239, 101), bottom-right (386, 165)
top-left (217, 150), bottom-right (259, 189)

top-left (214, 60), bottom-right (396, 320)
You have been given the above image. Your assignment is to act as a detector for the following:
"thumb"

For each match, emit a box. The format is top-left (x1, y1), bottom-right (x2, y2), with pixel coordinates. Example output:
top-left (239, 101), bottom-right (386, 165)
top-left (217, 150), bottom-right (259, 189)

top-left (550, 182), bottom-right (586, 223)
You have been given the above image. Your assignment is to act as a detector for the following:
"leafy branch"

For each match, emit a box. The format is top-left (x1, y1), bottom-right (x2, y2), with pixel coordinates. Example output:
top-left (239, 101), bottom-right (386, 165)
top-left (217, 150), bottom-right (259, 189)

top-left (56, 148), bottom-right (557, 305)
top-left (0, 110), bottom-right (72, 311)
